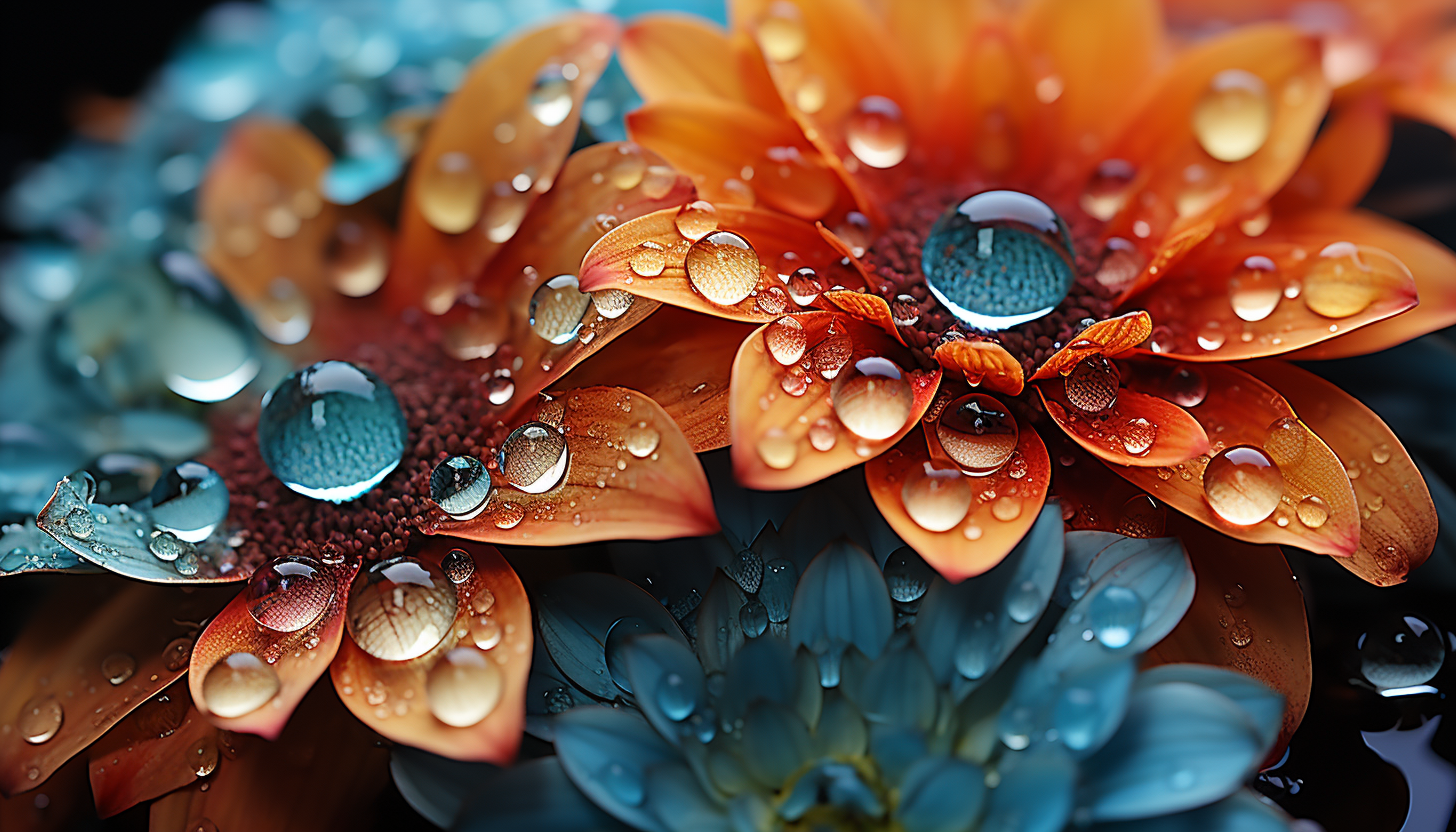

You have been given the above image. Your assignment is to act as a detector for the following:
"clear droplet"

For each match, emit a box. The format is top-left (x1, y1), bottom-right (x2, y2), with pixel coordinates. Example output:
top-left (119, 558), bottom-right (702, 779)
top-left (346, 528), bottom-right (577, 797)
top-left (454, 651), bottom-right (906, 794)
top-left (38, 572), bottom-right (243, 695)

top-left (764, 315), bottom-right (807, 365)
top-left (65, 507), bottom-right (94, 539)
top-left (811, 325), bottom-right (852, 379)
top-left (1165, 366), bottom-right (1207, 407)
top-left (148, 461), bottom-right (229, 543)
top-left (325, 218), bottom-right (388, 297)
top-left (1192, 69), bottom-right (1272, 163)
top-left (529, 274), bottom-right (591, 345)
top-left (1303, 241), bottom-right (1401, 319)
top-left (1230, 255), bottom-right (1281, 322)
top-left (936, 393), bottom-right (1018, 475)
top-left (757, 1), bottom-right (806, 62)
top-left (1089, 585), bottom-right (1144, 649)
top-left (1263, 416), bottom-right (1307, 466)
top-left (656, 672), bottom-right (698, 720)
top-left (101, 652), bottom-right (136, 686)
top-left (1115, 494), bottom-right (1166, 538)
top-left (845, 96), bottom-right (909, 169)
top-left (808, 417), bottom-right (837, 452)
top-left (831, 356), bottom-right (913, 441)
top-left (755, 284), bottom-right (790, 316)
top-left (485, 376), bottom-right (515, 407)
top-left (628, 241), bottom-right (667, 277)
top-left (163, 637), bottom-right (194, 671)
top-left (498, 422), bottom-right (569, 493)
top-left (1371, 443), bottom-right (1392, 465)
top-left (1080, 159), bottom-right (1136, 221)
top-left (890, 294), bottom-right (920, 326)
top-left (492, 502), bottom-right (525, 530)
top-left (624, 423), bottom-right (660, 458)
top-left (592, 289), bottom-right (635, 320)
top-left (18, 695), bottom-right (63, 744)
top-left (685, 230), bottom-right (761, 307)
top-left (418, 151), bottom-right (484, 234)
top-left (442, 549), bottom-right (475, 584)
top-left (201, 653), bottom-right (280, 718)
top-left (426, 647), bottom-right (504, 728)
top-left (190, 736), bottom-right (219, 777)
top-left (1296, 495), bottom-right (1329, 529)
top-left (756, 429), bottom-right (798, 470)
top-left (739, 600), bottom-right (769, 638)
top-left (1360, 613), bottom-right (1444, 690)
top-left (1005, 580), bottom-right (1041, 624)
top-left (430, 456), bottom-right (491, 520)
top-left (528, 64), bottom-right (574, 127)
top-left (1203, 445), bottom-right (1283, 526)
top-left (247, 555), bottom-right (332, 633)
top-left (1120, 418), bottom-right (1157, 457)
top-left (346, 557), bottom-right (458, 661)
top-left (883, 548), bottom-right (934, 604)
top-left (991, 495), bottom-right (1022, 522)
top-left (674, 200), bottom-right (719, 242)
top-left (786, 267), bottom-right (822, 305)
top-left (1064, 356), bottom-right (1119, 413)
top-left (470, 614), bottom-right (503, 650)
top-left (1230, 621), bottom-right (1254, 648)
top-left (900, 462), bottom-right (972, 532)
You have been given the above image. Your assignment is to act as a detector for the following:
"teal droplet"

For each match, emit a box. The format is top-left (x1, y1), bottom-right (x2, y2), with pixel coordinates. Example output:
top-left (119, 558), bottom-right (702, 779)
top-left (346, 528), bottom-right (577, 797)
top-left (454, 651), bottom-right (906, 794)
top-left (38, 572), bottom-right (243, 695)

top-left (150, 461), bottom-right (229, 543)
top-left (739, 600), bottom-right (769, 638)
top-left (1089, 585), bottom-right (1144, 649)
top-left (430, 456), bottom-right (490, 519)
top-left (655, 672), bottom-right (696, 721)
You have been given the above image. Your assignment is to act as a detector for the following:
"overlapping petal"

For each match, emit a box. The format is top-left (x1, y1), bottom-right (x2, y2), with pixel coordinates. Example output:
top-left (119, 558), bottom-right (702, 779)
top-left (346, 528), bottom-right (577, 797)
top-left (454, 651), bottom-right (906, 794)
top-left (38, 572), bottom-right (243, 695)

top-left (1039, 384), bottom-right (1210, 468)
top-left (1030, 312), bottom-right (1152, 380)
top-left (87, 683), bottom-right (220, 818)
top-left (934, 340), bottom-right (1024, 396)
top-left (1270, 92), bottom-right (1389, 213)
top-left (621, 14), bottom-right (779, 108)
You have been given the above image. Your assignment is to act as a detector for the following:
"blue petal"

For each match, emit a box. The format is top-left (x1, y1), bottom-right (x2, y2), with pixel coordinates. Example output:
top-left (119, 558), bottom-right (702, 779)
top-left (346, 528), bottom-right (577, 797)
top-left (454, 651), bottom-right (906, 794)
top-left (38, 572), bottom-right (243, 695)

top-left (854, 631), bottom-right (938, 731)
top-left (980, 746), bottom-right (1077, 832)
top-left (789, 540), bottom-right (895, 668)
top-left (815, 690), bottom-right (868, 757)
top-left (1135, 665), bottom-right (1283, 751)
top-left (452, 757), bottom-right (633, 832)
top-left (727, 793), bottom-right (776, 832)
top-left (869, 723), bottom-right (928, 786)
top-left (707, 748), bottom-right (755, 795)
top-left (694, 571), bottom-right (747, 674)
top-left (537, 573), bottom-right (689, 700)
top-left (645, 764), bottom-right (731, 832)
top-left (718, 636), bottom-right (795, 725)
top-left (391, 747), bottom-right (493, 828)
top-left (792, 648), bottom-right (824, 729)
top-left (777, 487), bottom-right (875, 572)
top-left (739, 700), bottom-right (815, 787)
top-left (1089, 790), bottom-right (1292, 832)
top-left (553, 708), bottom-right (681, 832)
top-left (623, 634), bottom-right (709, 747)
top-left (526, 631), bottom-right (599, 740)
top-left (1057, 531), bottom-right (1123, 606)
top-left (914, 505), bottom-right (1064, 692)
top-left (781, 761), bottom-right (884, 821)
top-left (1077, 683), bottom-right (1265, 821)
top-left (895, 757), bottom-right (986, 832)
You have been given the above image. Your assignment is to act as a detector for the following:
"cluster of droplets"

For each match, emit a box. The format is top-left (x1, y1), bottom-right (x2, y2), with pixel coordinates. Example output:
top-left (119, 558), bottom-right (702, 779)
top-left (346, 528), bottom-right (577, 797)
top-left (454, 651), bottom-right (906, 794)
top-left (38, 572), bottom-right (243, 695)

top-left (1049, 355), bottom-right (1160, 459)
top-left (428, 418), bottom-right (572, 526)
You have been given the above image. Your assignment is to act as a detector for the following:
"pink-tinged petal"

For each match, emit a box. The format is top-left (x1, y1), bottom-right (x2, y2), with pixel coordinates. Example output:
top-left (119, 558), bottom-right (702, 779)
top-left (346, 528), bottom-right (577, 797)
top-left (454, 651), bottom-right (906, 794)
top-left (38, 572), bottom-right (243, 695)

top-left (621, 14), bottom-right (779, 108)
top-left (388, 14), bottom-right (621, 314)
top-left (1245, 361), bottom-right (1436, 585)
top-left (1038, 384), bottom-right (1209, 467)
top-left (188, 557), bottom-right (359, 739)
top-left (730, 311), bottom-right (940, 489)
top-left (934, 339), bottom-right (1025, 396)
top-left (1030, 311), bottom-right (1152, 381)
top-left (429, 387), bottom-right (718, 544)
top-left (1270, 91), bottom-right (1390, 213)
top-left (330, 542), bottom-right (529, 762)
top-left (88, 682), bottom-right (218, 818)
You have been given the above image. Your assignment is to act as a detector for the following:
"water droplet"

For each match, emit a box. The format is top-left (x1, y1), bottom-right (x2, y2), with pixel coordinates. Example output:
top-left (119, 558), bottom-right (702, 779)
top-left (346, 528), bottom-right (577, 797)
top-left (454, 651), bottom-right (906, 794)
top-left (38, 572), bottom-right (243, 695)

top-left (608, 149), bottom-right (647, 189)
top-left (756, 429), bottom-right (798, 470)
top-left (845, 96), bottom-right (909, 169)
top-left (757, 2), bottom-right (806, 62)
top-left (1263, 416), bottom-right (1306, 466)
top-left (163, 637), bottom-right (193, 671)
top-left (685, 230), bottom-right (761, 307)
top-left (1006, 580), bottom-right (1041, 624)
top-left (624, 423), bottom-right (660, 458)
top-left (18, 695), bottom-right (62, 744)
top-left (430, 456), bottom-right (491, 520)
top-left (492, 502), bottom-right (525, 530)
top-left (629, 241), bottom-right (667, 277)
top-left (1293, 495), bottom-right (1330, 529)
top-left (528, 64), bottom-right (573, 126)
top-left (1080, 159), bottom-right (1136, 221)
top-left (901, 462), bottom-right (971, 532)
top-left (419, 151), bottom-right (484, 234)
top-left (1165, 366), bottom-right (1207, 407)
top-left (991, 496), bottom-right (1022, 522)
top-left (592, 289), bottom-right (635, 320)
top-left (831, 356), bottom-right (913, 441)
top-left (191, 736), bottom-right (219, 776)
top-left (1371, 443), bottom-right (1392, 465)
top-left (656, 672), bottom-right (698, 721)
top-left (247, 555), bottom-right (332, 633)
top-left (1204, 445), bottom-right (1283, 525)
top-left (1230, 255), bottom-right (1281, 322)
top-left (764, 315), bottom-right (808, 365)
top-left (936, 393), bottom-right (1018, 475)
top-left (1197, 321), bottom-right (1226, 351)
top-left (425, 647), bottom-right (504, 727)
top-left (1360, 613), bottom-right (1444, 690)
top-left (1192, 69), bottom-right (1271, 163)
top-left (1089, 585), bottom-right (1144, 649)
top-left (326, 218), bottom-right (388, 297)
top-left (808, 417), bottom-right (837, 451)
top-left (922, 191), bottom-right (1076, 330)
top-left (484, 375), bottom-right (515, 407)
top-left (786, 267), bottom-right (823, 305)
top-left (149, 461), bottom-right (229, 543)
top-left (442, 549), bottom-right (475, 585)
top-left (258, 361), bottom-right (407, 503)
top-left (64, 507), bottom-right (94, 539)
top-left (601, 762), bottom-right (645, 807)
top-left (201, 653), bottom-right (280, 718)
top-left (1065, 355), bottom-right (1119, 413)
top-left (1115, 494), bottom-right (1166, 538)
top-left (528, 274), bottom-right (591, 345)
top-left (497, 422), bottom-right (569, 493)
top-left (1120, 418), bottom-right (1157, 456)
top-left (674, 200), bottom-right (719, 241)
top-left (755, 284), bottom-right (791, 316)
top-left (470, 614), bottom-right (503, 650)
top-left (346, 557), bottom-right (457, 661)
top-left (739, 600), bottom-right (769, 638)
top-left (760, 559), bottom-right (798, 623)
top-left (811, 325), bottom-right (852, 379)
top-left (889, 294), bottom-right (920, 327)
top-left (102, 653), bottom-right (136, 686)
top-left (1303, 241), bottom-right (1399, 319)
top-left (954, 618), bottom-right (998, 679)
top-left (1230, 621), bottom-right (1253, 648)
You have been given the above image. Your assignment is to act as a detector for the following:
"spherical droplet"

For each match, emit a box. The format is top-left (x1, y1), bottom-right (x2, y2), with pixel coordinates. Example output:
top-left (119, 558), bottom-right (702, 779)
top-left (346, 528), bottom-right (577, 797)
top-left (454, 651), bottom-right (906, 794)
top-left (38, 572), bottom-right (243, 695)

top-left (1120, 418), bottom-right (1157, 457)
top-left (201, 653), bottom-right (280, 718)
top-left (1115, 494), bottom-right (1166, 538)
top-left (102, 652), bottom-right (136, 686)
top-left (426, 647), bottom-right (504, 728)
top-left (528, 64), bottom-right (573, 127)
top-left (1089, 585), bottom-right (1144, 649)
top-left (1006, 580), bottom-right (1042, 624)
top-left (258, 361), bottom-right (407, 503)
top-left (326, 218), bottom-right (388, 297)
top-left (470, 615), bottom-right (503, 650)
top-left (739, 600), bottom-right (769, 638)
top-left (936, 393), bottom-right (1019, 475)
top-left (922, 191), bottom-right (1076, 330)
top-left (247, 555), bottom-right (332, 633)
top-left (991, 495), bottom-right (1022, 522)
top-left (757, 1), bottom-right (806, 62)
top-left (674, 200), bottom-right (719, 242)
top-left (497, 422), bottom-right (569, 494)
top-left (418, 151), bottom-right (484, 234)
top-left (191, 736), bottom-right (219, 777)
top-left (764, 315), bottom-right (807, 365)
top-left (890, 294), bottom-right (920, 327)
top-left (1192, 69), bottom-right (1271, 163)
top-left (811, 325), bottom-right (852, 379)
top-left (685, 231), bottom-right (761, 307)
top-left (1295, 495), bottom-right (1329, 529)
top-left (346, 557), bottom-right (458, 661)
top-left (592, 289), bottom-right (635, 320)
top-left (148, 460), bottom-right (229, 543)
top-left (18, 695), bottom-right (62, 744)
top-left (529, 274), bottom-right (591, 345)
top-left (757, 429), bottom-right (798, 470)
top-left (755, 284), bottom-right (790, 316)
top-left (1230, 255), bottom-right (1282, 322)
top-left (1065, 355), bottom-right (1120, 413)
top-left (883, 548), bottom-right (935, 604)
top-left (430, 456), bottom-right (491, 520)
top-left (1080, 159), bottom-right (1136, 221)
top-left (629, 241), bottom-right (667, 277)
top-left (1302, 241), bottom-right (1397, 319)
top-left (845, 96), bottom-right (909, 169)
top-left (1165, 366), bottom-right (1207, 407)
top-left (624, 423), bottom-right (660, 458)
top-left (786, 267), bottom-right (822, 305)
top-left (1203, 445), bottom-right (1283, 526)
top-left (831, 356), bottom-right (913, 441)
top-left (163, 637), bottom-right (194, 671)
top-left (1263, 416), bottom-right (1307, 466)
top-left (901, 463), bottom-right (972, 532)
top-left (65, 507), bottom-right (94, 539)
top-left (1230, 621), bottom-right (1254, 648)
top-left (492, 502), bottom-right (525, 530)
top-left (1360, 613), bottom-right (1444, 690)
top-left (808, 417), bottom-right (837, 452)
top-left (441, 549), bottom-right (475, 585)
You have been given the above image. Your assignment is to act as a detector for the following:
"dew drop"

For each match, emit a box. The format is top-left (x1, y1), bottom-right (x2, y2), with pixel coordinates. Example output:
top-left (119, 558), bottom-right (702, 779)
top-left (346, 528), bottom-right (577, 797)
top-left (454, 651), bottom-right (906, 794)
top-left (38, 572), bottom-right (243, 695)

top-left (529, 274), bottom-right (591, 345)
top-left (764, 315), bottom-right (808, 366)
top-left (656, 672), bottom-right (698, 721)
top-left (201, 653), bottom-right (280, 718)
top-left (674, 200), bottom-right (719, 242)
top-left (102, 653), bottom-right (136, 686)
top-left (624, 423), bottom-right (660, 458)
top-left (150, 461), bottom-right (229, 543)
top-left (1302, 242), bottom-right (1395, 319)
top-left (1080, 159), bottom-right (1136, 221)
top-left (1064, 355), bottom-right (1119, 413)
top-left (1203, 445), bottom-right (1283, 525)
top-left (527, 64), bottom-right (574, 126)
top-left (936, 393), bottom-right (1018, 475)
top-left (1089, 585), bottom-right (1144, 649)
top-left (470, 615), bottom-right (503, 650)
top-left (1229, 255), bottom-right (1282, 322)
top-left (65, 507), bottom-right (94, 539)
top-left (419, 151), bottom-right (484, 234)
top-left (1114, 494), bottom-right (1166, 538)
top-left (991, 495), bottom-right (1022, 522)
top-left (1263, 416), bottom-right (1306, 466)
top-left (786, 267), bottom-right (823, 305)
top-left (685, 231), bottom-right (761, 307)
top-left (890, 294), bottom-right (920, 327)
top-left (739, 600), bottom-right (770, 638)
top-left (831, 356), bottom-right (913, 441)
top-left (18, 695), bottom-right (63, 744)
top-left (191, 736), bottom-right (219, 777)
top-left (430, 456), bottom-right (491, 520)
top-left (486, 376), bottom-right (515, 407)
top-left (755, 284), bottom-right (790, 316)
top-left (1165, 366), bottom-right (1207, 407)
top-left (426, 647), bottom-right (504, 728)
top-left (442, 549), bottom-right (475, 585)
top-left (901, 462), bottom-right (971, 532)
top-left (1120, 418), bottom-right (1157, 457)
top-left (845, 96), bottom-right (909, 169)
top-left (1006, 580), bottom-right (1041, 624)
top-left (592, 289), bottom-right (635, 320)
top-left (1360, 613), bottom-right (1444, 690)
top-left (1230, 622), bottom-right (1254, 649)
top-left (1192, 69), bottom-right (1272, 163)
top-left (163, 637), bottom-right (193, 671)
top-left (497, 422), bottom-right (569, 493)
top-left (492, 502), bottom-right (525, 530)
top-left (1371, 442), bottom-right (1392, 465)
top-left (628, 241), bottom-right (667, 277)
top-left (1296, 495), bottom-right (1329, 529)
top-left (811, 326), bottom-right (852, 379)
top-left (757, 1), bottom-right (806, 62)
top-left (346, 557), bottom-right (458, 661)
top-left (807, 417), bottom-right (837, 452)
top-left (756, 429), bottom-right (798, 470)
top-left (247, 555), bottom-right (332, 633)
top-left (325, 218), bottom-right (388, 298)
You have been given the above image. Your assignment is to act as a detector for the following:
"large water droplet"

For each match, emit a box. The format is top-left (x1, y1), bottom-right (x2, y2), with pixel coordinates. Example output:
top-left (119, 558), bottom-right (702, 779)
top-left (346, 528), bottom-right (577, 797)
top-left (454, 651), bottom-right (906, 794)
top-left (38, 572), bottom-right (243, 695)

top-left (1263, 416), bottom-right (1306, 466)
top-left (247, 555), bottom-right (332, 633)
top-left (936, 393), bottom-right (1018, 475)
top-left (757, 1), bottom-right (806, 62)
top-left (685, 230), bottom-right (761, 307)
top-left (528, 64), bottom-right (574, 126)
top-left (764, 316), bottom-right (807, 365)
top-left (1203, 445), bottom-right (1283, 526)
top-left (845, 96), bottom-right (909, 169)
top-left (656, 672), bottom-right (697, 721)
top-left (1080, 159), bottom-right (1136, 221)
top-left (624, 423), bottom-right (660, 458)
top-left (430, 456), bottom-right (491, 520)
top-left (529, 274), bottom-right (591, 345)
top-left (150, 461), bottom-right (229, 543)
top-left (1230, 255), bottom-right (1281, 322)
top-left (1302, 242), bottom-right (1390, 319)
top-left (497, 422), bottom-right (569, 493)
top-left (811, 325), bottom-right (852, 379)
top-left (18, 694), bottom-right (62, 744)
top-left (592, 289), bottom-right (635, 320)
top-left (883, 548), bottom-right (934, 604)
top-left (628, 242), bottom-right (667, 277)
top-left (739, 600), bottom-right (769, 638)
top-left (1296, 495), bottom-right (1329, 529)
top-left (901, 462), bottom-right (971, 532)
top-left (326, 219), bottom-right (389, 298)
top-left (102, 652), bottom-right (136, 686)
top-left (418, 152), bottom-right (484, 234)
top-left (201, 653), bottom-right (280, 718)
top-left (830, 356), bottom-right (913, 441)
top-left (1089, 585), bottom-right (1144, 649)
top-left (1120, 418), bottom-right (1157, 457)
top-left (922, 191), bottom-right (1076, 330)
top-left (258, 361), bottom-right (407, 503)
top-left (1064, 355), bottom-right (1119, 413)
top-left (1360, 614), bottom-right (1444, 690)
top-left (425, 647), bottom-right (504, 727)
top-left (674, 200), bottom-right (719, 241)
top-left (1192, 69), bottom-right (1271, 163)
top-left (756, 430), bottom-right (798, 470)
top-left (442, 549), bottom-right (475, 585)
top-left (346, 557), bottom-right (458, 661)
top-left (1005, 580), bottom-right (1042, 624)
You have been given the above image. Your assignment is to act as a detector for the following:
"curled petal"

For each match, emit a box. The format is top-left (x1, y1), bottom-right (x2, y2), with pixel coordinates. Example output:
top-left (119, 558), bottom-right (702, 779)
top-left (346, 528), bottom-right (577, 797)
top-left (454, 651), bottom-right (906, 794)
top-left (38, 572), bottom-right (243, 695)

top-left (1115, 359), bottom-right (1360, 557)
top-left (1038, 385), bottom-right (1209, 468)
top-left (1245, 361), bottom-right (1436, 585)
top-left (622, 14), bottom-right (775, 107)
top-left (430, 387), bottom-right (718, 544)
top-left (188, 558), bottom-right (359, 738)
top-left (579, 201), bottom-right (864, 322)
top-left (0, 518), bottom-right (103, 577)
top-left (330, 542), bottom-right (530, 762)
top-left (88, 683), bottom-right (219, 818)
top-left (1030, 311), bottom-right (1152, 381)
top-left (1270, 92), bottom-right (1390, 213)
top-left (820, 290), bottom-right (904, 344)
top-left (388, 14), bottom-right (621, 314)
top-left (866, 419), bottom-right (1050, 582)
top-left (0, 579), bottom-right (233, 795)
top-left (730, 311), bottom-right (941, 489)
top-left (934, 340), bottom-right (1024, 396)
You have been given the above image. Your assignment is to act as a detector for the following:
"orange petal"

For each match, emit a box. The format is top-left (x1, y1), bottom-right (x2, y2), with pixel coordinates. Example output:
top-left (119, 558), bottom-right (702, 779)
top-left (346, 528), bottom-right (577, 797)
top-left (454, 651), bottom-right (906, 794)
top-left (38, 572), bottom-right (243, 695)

top-left (820, 289), bottom-right (904, 344)
top-left (1134, 212), bottom-right (1418, 361)
top-left (729, 311), bottom-right (941, 489)
top-left (1113, 358), bottom-right (1360, 556)
top-left (935, 22), bottom-right (1051, 184)
top-left (866, 416), bottom-right (1050, 582)
top-left (1100, 24), bottom-right (1329, 301)
top-left (559, 307), bottom-right (756, 452)
top-left (1048, 440), bottom-right (1169, 535)
top-left (629, 98), bottom-right (844, 222)
top-left (883, 0), bottom-right (986, 96)
top-left (1386, 30), bottom-right (1456, 136)
top-left (934, 339), bottom-right (1025, 396)
top-left (87, 682), bottom-right (218, 818)
top-left (1037, 384), bottom-right (1209, 467)
top-left (0, 579), bottom-right (233, 795)
top-left (429, 387), bottom-right (719, 544)
top-left (1244, 361), bottom-right (1436, 585)
top-left (327, 542), bottom-right (529, 762)
top-left (1030, 311), bottom-right (1152, 381)
top-left (578, 200), bottom-right (863, 322)
top-left (187, 557), bottom-right (359, 739)
top-left (147, 687), bottom-right (388, 832)
top-left (387, 14), bottom-right (621, 314)
top-left (1270, 91), bottom-right (1390, 213)
top-left (621, 14), bottom-right (767, 106)
top-left (1283, 210), bottom-right (1456, 359)
top-left (1144, 517), bottom-right (1311, 767)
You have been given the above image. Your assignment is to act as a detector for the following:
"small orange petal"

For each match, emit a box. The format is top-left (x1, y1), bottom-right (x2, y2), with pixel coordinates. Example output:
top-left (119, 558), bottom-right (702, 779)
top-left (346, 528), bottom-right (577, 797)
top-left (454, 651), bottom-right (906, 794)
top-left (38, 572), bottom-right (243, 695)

top-left (1144, 517), bottom-right (1311, 768)
top-left (1038, 383), bottom-right (1209, 467)
top-left (867, 417), bottom-right (1050, 582)
top-left (388, 14), bottom-right (621, 314)
top-left (730, 311), bottom-right (940, 489)
top-left (188, 557), bottom-right (359, 739)
top-left (578, 200), bottom-right (864, 322)
top-left (88, 682), bottom-right (218, 818)
top-left (820, 289), bottom-right (904, 343)
top-left (621, 14), bottom-right (767, 106)
top-left (1030, 311), bottom-right (1152, 381)
top-left (1244, 361), bottom-right (1436, 585)
top-left (934, 339), bottom-right (1025, 396)
top-left (329, 542), bottom-right (530, 762)
top-left (1270, 92), bottom-right (1390, 213)
top-left (1114, 358), bottom-right (1360, 556)
top-left (430, 387), bottom-right (719, 544)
